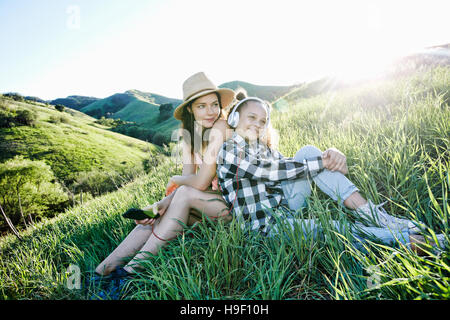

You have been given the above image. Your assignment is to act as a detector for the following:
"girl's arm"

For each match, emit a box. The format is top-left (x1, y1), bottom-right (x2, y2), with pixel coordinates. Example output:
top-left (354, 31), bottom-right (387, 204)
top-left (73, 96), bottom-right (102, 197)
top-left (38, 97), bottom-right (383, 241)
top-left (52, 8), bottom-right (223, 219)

top-left (170, 120), bottom-right (229, 191)
top-left (217, 140), bottom-right (324, 182)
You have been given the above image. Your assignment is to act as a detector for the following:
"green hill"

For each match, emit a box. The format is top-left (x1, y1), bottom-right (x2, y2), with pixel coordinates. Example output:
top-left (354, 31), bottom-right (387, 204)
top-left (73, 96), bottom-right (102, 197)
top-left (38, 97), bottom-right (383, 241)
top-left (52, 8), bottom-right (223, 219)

top-left (61, 82), bottom-right (299, 147)
top-left (124, 89), bottom-right (182, 106)
top-left (0, 64), bottom-right (448, 300)
top-left (50, 95), bottom-right (100, 111)
top-left (0, 96), bottom-right (163, 233)
top-left (219, 80), bottom-right (299, 102)
top-left (80, 92), bottom-right (139, 118)
top-left (79, 90), bottom-right (182, 146)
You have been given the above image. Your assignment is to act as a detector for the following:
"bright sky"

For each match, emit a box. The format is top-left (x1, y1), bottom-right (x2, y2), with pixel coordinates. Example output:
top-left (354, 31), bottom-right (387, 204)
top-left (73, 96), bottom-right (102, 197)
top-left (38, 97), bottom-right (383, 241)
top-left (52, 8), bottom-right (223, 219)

top-left (0, 0), bottom-right (449, 100)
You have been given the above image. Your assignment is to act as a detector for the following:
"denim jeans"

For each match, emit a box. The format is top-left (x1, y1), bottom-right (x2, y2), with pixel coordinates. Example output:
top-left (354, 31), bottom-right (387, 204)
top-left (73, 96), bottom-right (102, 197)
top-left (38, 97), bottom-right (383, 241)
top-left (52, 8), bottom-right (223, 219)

top-left (274, 145), bottom-right (410, 250)
top-left (267, 217), bottom-right (411, 251)
top-left (281, 145), bottom-right (359, 209)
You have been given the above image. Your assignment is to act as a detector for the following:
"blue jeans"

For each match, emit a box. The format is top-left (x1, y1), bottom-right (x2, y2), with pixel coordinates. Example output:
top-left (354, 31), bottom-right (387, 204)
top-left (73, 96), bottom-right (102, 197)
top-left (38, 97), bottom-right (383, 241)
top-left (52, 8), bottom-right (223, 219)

top-left (273, 145), bottom-right (410, 250)
top-left (281, 145), bottom-right (359, 209)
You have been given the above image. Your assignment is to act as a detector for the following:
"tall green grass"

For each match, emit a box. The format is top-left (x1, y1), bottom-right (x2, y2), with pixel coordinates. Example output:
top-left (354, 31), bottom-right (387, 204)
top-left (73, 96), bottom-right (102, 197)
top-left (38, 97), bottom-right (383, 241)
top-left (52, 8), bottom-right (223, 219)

top-left (0, 66), bottom-right (448, 300)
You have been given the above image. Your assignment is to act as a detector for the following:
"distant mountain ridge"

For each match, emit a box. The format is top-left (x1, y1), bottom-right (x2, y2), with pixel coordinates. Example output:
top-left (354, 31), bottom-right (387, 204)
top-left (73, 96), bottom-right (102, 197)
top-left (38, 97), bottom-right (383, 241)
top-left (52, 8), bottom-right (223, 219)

top-left (47, 81), bottom-right (297, 146)
top-left (219, 81), bottom-right (299, 102)
top-left (5, 43), bottom-right (448, 145)
top-left (50, 95), bottom-right (100, 111)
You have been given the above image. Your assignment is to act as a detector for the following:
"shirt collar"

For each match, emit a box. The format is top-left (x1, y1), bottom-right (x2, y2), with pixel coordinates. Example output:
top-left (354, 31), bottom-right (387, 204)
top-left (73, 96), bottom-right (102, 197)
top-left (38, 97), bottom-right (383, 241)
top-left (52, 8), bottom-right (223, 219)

top-left (231, 132), bottom-right (266, 152)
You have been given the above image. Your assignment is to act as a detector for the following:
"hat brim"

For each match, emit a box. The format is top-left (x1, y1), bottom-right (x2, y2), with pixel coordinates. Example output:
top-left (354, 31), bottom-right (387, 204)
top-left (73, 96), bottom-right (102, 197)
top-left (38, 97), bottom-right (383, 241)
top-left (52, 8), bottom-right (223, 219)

top-left (173, 88), bottom-right (235, 120)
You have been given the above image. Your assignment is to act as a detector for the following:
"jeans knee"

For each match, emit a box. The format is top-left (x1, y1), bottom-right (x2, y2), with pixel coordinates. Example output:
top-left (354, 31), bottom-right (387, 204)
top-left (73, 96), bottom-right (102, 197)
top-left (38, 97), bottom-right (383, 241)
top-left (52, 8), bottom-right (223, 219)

top-left (294, 145), bottom-right (322, 161)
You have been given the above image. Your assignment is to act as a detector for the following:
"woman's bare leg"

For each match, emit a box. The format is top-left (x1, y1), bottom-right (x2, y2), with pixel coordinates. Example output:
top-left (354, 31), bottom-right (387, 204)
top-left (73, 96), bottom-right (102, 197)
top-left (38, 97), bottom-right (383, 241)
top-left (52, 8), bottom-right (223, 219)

top-left (95, 224), bottom-right (154, 275)
top-left (95, 192), bottom-right (208, 275)
top-left (123, 185), bottom-right (230, 273)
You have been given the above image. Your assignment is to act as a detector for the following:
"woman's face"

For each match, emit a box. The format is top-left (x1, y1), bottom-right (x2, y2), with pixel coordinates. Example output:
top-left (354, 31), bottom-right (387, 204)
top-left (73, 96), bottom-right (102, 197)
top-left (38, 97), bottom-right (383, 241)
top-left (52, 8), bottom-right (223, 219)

top-left (235, 101), bottom-right (268, 141)
top-left (188, 93), bottom-right (221, 128)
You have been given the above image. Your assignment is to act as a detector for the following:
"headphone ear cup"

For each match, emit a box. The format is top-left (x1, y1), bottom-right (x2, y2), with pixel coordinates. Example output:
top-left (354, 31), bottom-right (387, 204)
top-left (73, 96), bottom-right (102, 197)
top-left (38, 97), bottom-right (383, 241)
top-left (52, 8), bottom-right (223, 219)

top-left (228, 111), bottom-right (240, 128)
top-left (232, 111), bottom-right (240, 128)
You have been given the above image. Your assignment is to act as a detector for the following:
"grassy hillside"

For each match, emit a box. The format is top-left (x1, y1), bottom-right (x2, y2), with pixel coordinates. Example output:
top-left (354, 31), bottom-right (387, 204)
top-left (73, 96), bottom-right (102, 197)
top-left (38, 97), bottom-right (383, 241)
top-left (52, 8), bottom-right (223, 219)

top-left (1, 97), bottom-right (160, 181)
top-left (124, 89), bottom-right (181, 106)
top-left (0, 66), bottom-right (448, 300)
top-left (0, 97), bottom-right (162, 233)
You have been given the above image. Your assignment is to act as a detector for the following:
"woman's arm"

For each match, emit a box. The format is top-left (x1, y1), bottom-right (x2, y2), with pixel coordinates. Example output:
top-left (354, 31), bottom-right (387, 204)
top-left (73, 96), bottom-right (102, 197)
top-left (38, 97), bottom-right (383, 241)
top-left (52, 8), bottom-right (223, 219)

top-left (181, 138), bottom-right (196, 175)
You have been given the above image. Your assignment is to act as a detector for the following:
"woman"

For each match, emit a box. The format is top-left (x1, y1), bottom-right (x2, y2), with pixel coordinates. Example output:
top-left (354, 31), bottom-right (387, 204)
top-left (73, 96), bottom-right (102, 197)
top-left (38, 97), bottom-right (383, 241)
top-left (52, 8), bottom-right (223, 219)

top-left (94, 72), bottom-right (236, 280)
top-left (216, 93), bottom-right (446, 254)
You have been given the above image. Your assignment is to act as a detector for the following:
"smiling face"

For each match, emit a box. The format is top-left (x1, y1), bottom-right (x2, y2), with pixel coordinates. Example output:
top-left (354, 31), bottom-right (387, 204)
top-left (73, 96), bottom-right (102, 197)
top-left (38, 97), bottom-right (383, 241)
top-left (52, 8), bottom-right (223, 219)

top-left (235, 101), bottom-right (268, 141)
top-left (187, 93), bottom-right (221, 128)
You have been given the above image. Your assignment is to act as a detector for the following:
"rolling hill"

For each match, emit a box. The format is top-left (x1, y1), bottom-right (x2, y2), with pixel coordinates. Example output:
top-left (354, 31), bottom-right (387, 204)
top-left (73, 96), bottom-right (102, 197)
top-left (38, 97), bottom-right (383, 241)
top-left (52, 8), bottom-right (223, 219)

top-left (219, 80), bottom-right (299, 102)
top-left (50, 95), bottom-right (100, 111)
top-left (0, 64), bottom-right (448, 300)
top-left (75, 82), bottom-right (299, 145)
top-left (78, 90), bottom-right (182, 145)
top-left (0, 95), bottom-right (163, 233)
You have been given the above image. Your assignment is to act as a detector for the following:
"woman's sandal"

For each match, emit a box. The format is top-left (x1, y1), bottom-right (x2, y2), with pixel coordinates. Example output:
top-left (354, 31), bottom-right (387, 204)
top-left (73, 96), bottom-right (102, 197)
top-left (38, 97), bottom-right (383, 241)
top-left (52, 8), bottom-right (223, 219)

top-left (90, 266), bottom-right (133, 300)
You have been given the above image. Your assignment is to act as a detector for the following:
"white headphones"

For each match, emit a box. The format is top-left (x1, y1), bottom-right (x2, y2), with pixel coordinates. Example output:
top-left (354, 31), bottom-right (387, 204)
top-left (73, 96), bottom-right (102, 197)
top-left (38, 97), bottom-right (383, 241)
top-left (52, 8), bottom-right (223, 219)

top-left (227, 97), bottom-right (270, 129)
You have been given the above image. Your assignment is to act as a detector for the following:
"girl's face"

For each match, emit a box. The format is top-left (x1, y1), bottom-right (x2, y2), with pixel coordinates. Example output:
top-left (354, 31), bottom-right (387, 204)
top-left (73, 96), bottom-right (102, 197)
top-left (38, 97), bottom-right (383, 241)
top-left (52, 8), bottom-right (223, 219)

top-left (235, 101), bottom-right (268, 141)
top-left (188, 93), bottom-right (221, 128)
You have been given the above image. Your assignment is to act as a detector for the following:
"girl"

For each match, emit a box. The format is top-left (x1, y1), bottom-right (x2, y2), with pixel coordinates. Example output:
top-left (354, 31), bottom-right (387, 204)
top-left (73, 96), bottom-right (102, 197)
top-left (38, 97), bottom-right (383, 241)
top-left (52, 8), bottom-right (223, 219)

top-left (216, 93), bottom-right (446, 254)
top-left (94, 72), bottom-right (236, 280)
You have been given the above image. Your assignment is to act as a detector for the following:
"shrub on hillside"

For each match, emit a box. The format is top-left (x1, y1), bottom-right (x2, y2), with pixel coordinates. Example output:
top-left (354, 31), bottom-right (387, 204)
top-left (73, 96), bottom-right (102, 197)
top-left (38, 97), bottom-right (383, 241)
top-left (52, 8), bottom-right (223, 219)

top-left (55, 104), bottom-right (65, 112)
top-left (95, 116), bottom-right (125, 127)
top-left (152, 132), bottom-right (169, 146)
top-left (48, 115), bottom-right (61, 124)
top-left (15, 109), bottom-right (37, 127)
top-left (48, 114), bottom-right (69, 124)
top-left (0, 106), bottom-right (38, 128)
top-left (0, 156), bottom-right (69, 231)
top-left (0, 97), bottom-right (8, 110)
top-left (0, 109), bottom-right (15, 128)
top-left (3, 92), bottom-right (24, 102)
top-left (159, 103), bottom-right (173, 121)
top-left (72, 166), bottom-right (145, 198)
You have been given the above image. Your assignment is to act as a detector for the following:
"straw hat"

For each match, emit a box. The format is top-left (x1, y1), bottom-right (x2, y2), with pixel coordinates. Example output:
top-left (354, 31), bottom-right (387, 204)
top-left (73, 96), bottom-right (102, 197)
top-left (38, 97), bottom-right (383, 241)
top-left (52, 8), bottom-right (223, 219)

top-left (173, 72), bottom-right (235, 120)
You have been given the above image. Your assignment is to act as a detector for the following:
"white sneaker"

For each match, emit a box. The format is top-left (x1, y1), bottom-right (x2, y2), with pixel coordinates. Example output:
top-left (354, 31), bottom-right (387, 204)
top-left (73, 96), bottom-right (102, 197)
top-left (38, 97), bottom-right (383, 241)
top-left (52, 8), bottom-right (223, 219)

top-left (354, 200), bottom-right (424, 233)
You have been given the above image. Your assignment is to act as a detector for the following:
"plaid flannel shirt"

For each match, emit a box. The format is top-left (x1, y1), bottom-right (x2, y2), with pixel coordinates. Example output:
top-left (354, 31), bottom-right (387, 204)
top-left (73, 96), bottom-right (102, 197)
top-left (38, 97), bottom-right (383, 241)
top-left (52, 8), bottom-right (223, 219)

top-left (216, 132), bottom-right (324, 236)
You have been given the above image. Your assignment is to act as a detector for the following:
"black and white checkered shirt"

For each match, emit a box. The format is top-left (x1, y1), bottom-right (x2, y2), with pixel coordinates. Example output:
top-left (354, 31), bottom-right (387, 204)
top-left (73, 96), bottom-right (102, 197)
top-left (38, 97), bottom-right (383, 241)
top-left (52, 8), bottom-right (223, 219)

top-left (216, 132), bottom-right (324, 236)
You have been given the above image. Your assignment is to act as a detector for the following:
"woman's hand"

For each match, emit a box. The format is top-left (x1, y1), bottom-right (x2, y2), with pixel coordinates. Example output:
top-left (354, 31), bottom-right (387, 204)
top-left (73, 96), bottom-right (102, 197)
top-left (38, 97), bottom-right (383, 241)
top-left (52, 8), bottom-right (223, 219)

top-left (166, 176), bottom-right (180, 196)
top-left (167, 175), bottom-right (183, 189)
top-left (322, 148), bottom-right (348, 175)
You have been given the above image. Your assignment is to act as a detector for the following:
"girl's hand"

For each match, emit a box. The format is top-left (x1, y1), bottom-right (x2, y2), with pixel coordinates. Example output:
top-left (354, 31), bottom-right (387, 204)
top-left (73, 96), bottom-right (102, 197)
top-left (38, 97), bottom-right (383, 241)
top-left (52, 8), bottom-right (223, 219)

top-left (322, 148), bottom-right (348, 175)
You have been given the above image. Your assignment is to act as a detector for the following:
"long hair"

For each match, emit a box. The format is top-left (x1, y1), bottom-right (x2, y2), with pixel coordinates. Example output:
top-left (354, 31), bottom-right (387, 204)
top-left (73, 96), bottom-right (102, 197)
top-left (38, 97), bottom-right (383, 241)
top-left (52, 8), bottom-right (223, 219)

top-left (180, 92), bottom-right (225, 155)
